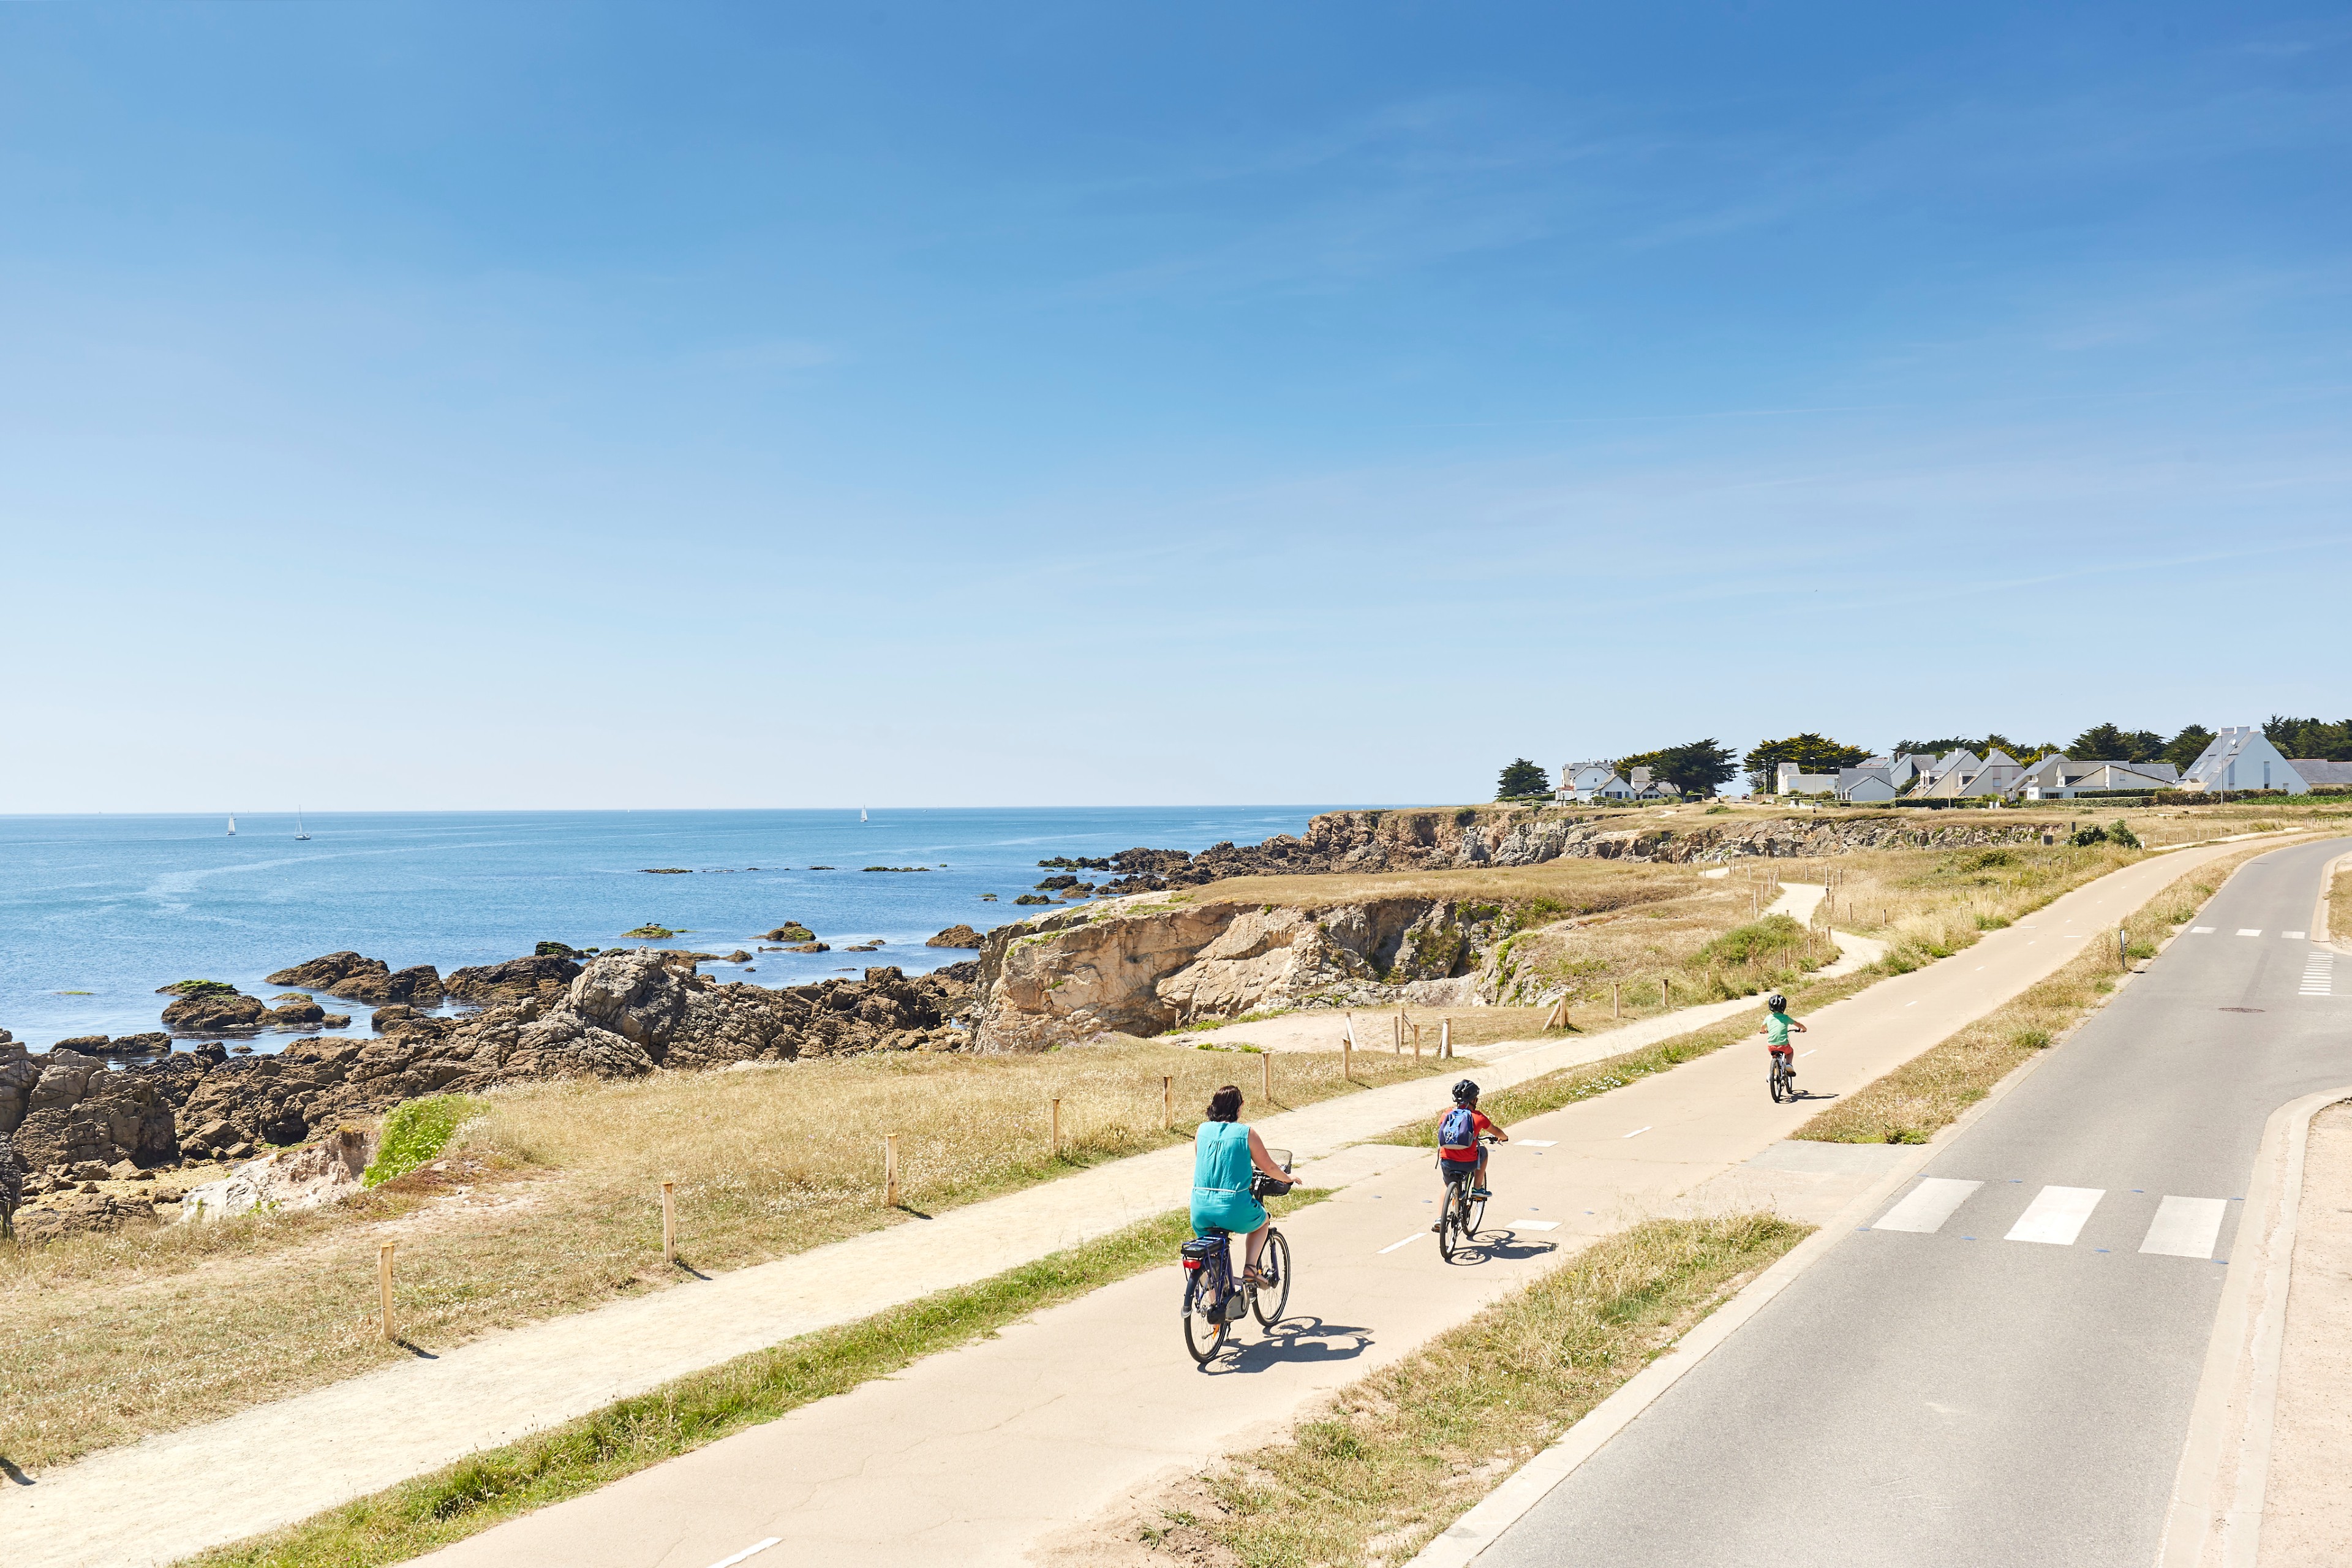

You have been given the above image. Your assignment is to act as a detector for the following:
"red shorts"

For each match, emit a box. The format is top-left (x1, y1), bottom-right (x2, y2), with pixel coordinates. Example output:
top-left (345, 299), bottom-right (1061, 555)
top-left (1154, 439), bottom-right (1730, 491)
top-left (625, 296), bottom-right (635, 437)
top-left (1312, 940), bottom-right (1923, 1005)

top-left (1767, 1042), bottom-right (1793, 1057)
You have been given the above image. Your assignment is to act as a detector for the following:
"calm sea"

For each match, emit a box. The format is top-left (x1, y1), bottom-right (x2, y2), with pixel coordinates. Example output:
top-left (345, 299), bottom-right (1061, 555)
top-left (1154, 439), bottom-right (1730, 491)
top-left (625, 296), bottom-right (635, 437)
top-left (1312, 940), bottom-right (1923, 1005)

top-left (0, 807), bottom-right (1333, 1052)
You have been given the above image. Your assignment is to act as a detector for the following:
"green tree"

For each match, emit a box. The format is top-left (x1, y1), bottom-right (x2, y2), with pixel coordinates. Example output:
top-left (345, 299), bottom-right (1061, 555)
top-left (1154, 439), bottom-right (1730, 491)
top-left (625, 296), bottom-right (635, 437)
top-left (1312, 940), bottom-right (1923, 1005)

top-left (1615, 739), bottom-right (1739, 797)
top-left (1893, 733), bottom-right (2060, 762)
top-left (1496, 758), bottom-right (1550, 799)
top-left (1743, 733), bottom-right (1871, 794)
top-left (2264, 716), bottom-right (2352, 760)
top-left (2162, 724), bottom-right (2217, 770)
top-left (2068, 723), bottom-right (2166, 763)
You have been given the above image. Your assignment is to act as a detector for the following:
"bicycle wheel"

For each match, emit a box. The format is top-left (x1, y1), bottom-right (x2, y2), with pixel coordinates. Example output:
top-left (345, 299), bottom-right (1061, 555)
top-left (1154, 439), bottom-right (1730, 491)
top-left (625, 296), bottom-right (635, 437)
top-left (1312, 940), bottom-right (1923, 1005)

top-left (1251, 1229), bottom-right (1292, 1328)
top-left (1183, 1273), bottom-right (1230, 1365)
top-left (1464, 1189), bottom-right (1487, 1239)
top-left (1438, 1187), bottom-right (1460, 1262)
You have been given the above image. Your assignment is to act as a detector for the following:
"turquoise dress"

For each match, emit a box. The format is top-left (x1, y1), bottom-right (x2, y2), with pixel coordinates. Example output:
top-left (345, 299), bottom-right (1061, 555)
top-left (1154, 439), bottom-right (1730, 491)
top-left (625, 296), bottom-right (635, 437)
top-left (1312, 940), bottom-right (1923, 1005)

top-left (1191, 1121), bottom-right (1267, 1236)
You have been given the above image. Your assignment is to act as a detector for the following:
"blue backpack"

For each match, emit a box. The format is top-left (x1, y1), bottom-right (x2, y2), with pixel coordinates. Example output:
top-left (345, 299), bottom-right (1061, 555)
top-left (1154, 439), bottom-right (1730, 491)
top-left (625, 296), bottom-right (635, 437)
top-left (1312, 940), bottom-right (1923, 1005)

top-left (1439, 1107), bottom-right (1477, 1149)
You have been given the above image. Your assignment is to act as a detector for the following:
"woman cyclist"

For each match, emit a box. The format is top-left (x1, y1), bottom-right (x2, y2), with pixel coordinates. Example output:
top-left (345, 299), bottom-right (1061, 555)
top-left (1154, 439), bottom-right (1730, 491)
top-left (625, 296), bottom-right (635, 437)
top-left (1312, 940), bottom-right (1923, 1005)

top-left (1191, 1084), bottom-right (1293, 1284)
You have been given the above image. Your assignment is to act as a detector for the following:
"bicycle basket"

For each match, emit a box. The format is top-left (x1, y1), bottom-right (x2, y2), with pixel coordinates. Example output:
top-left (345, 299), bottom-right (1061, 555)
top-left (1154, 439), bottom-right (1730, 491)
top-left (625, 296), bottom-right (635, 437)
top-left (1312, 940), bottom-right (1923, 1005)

top-left (1253, 1176), bottom-right (1293, 1198)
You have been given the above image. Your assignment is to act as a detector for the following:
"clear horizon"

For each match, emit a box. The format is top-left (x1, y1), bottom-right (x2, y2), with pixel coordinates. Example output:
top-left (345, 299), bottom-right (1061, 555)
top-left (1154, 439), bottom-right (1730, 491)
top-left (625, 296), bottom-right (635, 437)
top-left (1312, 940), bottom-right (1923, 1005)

top-left (4, 3), bottom-right (2346, 813)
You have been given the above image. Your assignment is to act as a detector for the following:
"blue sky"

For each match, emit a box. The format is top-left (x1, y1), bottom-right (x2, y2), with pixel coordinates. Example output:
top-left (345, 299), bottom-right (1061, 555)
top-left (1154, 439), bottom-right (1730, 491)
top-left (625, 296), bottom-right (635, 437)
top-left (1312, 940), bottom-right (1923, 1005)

top-left (3, 3), bottom-right (2346, 810)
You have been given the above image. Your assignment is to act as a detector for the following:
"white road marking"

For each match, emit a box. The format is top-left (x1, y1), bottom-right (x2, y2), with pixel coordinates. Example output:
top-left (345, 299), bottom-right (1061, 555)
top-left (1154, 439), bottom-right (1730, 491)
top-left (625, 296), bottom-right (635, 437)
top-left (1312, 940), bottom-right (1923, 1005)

top-left (1516, 1219), bottom-right (1562, 1231)
top-left (2141, 1196), bottom-right (2228, 1259)
top-left (1874, 1178), bottom-right (1982, 1233)
top-left (2303, 952), bottom-right (2334, 996)
top-left (2285, 931), bottom-right (2307, 939)
top-left (707, 1540), bottom-right (782, 1568)
top-left (1515, 1139), bottom-right (1558, 1147)
top-left (2007, 1185), bottom-right (2105, 1246)
top-left (2192, 927), bottom-right (2215, 933)
top-left (2237, 929), bottom-right (2263, 937)
top-left (1623, 1126), bottom-right (1652, 1139)
top-left (1800, 1049), bottom-right (1816, 1057)
top-left (1378, 1232), bottom-right (1428, 1254)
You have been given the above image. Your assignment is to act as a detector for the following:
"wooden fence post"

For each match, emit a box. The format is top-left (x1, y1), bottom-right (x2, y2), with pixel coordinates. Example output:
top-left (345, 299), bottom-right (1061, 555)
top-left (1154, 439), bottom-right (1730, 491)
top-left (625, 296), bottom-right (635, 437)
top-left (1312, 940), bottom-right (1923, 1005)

top-left (1344, 1012), bottom-right (1356, 1081)
top-left (377, 1241), bottom-right (396, 1343)
top-left (883, 1137), bottom-right (899, 1208)
top-left (1162, 1074), bottom-right (1172, 1130)
top-left (1441, 1018), bottom-right (1452, 1059)
top-left (1051, 1098), bottom-right (1062, 1157)
top-left (1613, 982), bottom-right (1621, 1019)
top-left (1261, 1050), bottom-right (1273, 1102)
top-left (661, 1180), bottom-right (676, 1262)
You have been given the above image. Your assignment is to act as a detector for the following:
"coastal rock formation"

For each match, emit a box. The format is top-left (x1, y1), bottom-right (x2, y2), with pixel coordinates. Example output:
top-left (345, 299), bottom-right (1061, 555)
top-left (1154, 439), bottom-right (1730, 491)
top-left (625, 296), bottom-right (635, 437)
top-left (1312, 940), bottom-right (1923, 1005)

top-left (161, 989), bottom-right (270, 1033)
top-left (1077, 809), bottom-right (2072, 892)
top-left (264, 953), bottom-right (446, 1006)
top-left (7, 1048), bottom-right (180, 1170)
top-left (180, 1128), bottom-right (373, 1223)
top-left (443, 953), bottom-right (583, 1005)
top-left (764, 924), bottom-right (815, 942)
top-left (926, 924), bottom-right (984, 948)
top-left (973, 899), bottom-right (1499, 1052)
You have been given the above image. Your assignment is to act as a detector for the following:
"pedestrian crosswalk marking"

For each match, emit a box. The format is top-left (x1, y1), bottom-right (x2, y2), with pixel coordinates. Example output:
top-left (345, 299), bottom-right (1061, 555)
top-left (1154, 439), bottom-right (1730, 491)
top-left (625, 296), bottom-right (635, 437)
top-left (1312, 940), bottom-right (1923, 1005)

top-left (1874, 1178), bottom-right (1982, 1232)
top-left (2140, 1196), bottom-right (2228, 1259)
top-left (1869, 1182), bottom-right (2233, 1260)
top-left (2303, 952), bottom-right (2334, 997)
top-left (2007, 1185), bottom-right (2105, 1245)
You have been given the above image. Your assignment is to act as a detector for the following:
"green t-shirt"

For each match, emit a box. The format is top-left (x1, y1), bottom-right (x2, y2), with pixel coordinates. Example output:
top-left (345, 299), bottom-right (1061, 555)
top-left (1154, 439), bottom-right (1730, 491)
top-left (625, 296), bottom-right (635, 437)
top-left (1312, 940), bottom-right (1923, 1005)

top-left (1764, 1011), bottom-right (1794, 1046)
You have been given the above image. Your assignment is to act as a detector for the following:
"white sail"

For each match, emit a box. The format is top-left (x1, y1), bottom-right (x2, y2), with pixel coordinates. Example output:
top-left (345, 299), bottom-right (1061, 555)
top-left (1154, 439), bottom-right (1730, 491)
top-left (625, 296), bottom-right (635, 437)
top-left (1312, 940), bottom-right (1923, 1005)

top-left (295, 807), bottom-right (309, 841)
top-left (227, 814), bottom-right (236, 835)
top-left (861, 807), bottom-right (869, 822)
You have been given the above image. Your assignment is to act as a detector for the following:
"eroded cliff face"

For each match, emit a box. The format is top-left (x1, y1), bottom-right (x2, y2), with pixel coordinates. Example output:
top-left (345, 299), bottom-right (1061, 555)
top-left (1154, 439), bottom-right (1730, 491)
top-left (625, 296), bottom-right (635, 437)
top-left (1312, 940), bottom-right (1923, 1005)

top-left (971, 897), bottom-right (1504, 1052)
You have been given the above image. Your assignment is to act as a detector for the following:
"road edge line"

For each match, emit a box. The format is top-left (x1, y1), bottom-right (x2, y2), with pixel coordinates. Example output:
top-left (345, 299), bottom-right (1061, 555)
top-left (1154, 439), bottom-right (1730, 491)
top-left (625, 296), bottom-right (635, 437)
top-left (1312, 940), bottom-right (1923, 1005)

top-left (2157, 1083), bottom-right (2352, 1568)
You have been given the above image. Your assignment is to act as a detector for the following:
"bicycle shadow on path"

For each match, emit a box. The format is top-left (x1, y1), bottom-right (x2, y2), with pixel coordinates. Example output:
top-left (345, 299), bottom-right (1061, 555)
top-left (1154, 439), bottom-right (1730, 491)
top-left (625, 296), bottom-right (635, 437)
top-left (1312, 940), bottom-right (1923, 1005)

top-left (1442, 1232), bottom-right (1561, 1268)
top-left (1200, 1316), bottom-right (1373, 1376)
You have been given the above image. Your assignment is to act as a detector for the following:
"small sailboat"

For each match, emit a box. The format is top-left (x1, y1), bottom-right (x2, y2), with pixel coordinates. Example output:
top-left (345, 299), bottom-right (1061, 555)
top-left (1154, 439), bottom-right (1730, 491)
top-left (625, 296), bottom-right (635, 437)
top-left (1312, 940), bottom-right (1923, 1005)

top-left (294, 807), bottom-right (311, 842)
top-left (227, 813), bottom-right (237, 836)
top-left (860, 807), bottom-right (869, 823)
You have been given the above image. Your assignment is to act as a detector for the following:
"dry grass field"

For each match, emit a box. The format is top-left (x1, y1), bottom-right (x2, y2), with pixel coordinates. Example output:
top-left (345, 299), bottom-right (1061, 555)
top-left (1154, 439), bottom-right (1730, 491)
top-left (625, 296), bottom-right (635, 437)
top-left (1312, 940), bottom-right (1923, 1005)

top-left (0, 1041), bottom-right (1442, 1471)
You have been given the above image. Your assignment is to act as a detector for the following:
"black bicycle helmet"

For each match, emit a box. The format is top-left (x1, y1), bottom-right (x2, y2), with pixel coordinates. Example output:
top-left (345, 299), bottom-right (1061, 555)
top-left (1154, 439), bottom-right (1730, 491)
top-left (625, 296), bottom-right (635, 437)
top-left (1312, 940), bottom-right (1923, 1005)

top-left (1766, 993), bottom-right (1787, 1011)
top-left (1452, 1079), bottom-right (1480, 1104)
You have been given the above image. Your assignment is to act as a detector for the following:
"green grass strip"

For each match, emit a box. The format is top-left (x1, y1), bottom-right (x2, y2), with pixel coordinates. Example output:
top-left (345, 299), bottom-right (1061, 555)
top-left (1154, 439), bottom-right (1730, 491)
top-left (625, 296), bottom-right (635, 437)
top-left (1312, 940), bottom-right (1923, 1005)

top-left (182, 1188), bottom-right (1327, 1568)
top-left (1150, 1212), bottom-right (1810, 1567)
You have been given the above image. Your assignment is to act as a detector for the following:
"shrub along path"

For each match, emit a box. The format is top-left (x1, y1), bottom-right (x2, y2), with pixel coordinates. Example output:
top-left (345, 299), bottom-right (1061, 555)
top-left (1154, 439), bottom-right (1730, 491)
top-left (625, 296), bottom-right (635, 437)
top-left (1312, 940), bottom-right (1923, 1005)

top-left (2, 845), bottom-right (2253, 1568)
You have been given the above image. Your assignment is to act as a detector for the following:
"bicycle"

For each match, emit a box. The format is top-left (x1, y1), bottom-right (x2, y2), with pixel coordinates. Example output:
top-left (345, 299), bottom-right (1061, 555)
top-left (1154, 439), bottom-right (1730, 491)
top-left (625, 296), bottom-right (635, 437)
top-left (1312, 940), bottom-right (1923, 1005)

top-left (1768, 1049), bottom-right (1796, 1103)
top-left (1179, 1148), bottom-right (1294, 1365)
top-left (1436, 1135), bottom-right (1496, 1262)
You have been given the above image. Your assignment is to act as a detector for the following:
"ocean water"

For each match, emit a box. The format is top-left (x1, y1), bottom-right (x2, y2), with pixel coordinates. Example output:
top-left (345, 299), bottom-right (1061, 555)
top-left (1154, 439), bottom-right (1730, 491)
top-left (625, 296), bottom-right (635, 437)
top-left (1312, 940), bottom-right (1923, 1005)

top-left (0, 807), bottom-right (1332, 1052)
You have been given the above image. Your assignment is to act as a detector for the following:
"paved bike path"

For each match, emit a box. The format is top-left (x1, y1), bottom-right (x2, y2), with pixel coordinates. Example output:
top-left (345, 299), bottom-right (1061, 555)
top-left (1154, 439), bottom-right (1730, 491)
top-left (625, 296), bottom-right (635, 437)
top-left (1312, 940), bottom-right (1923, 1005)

top-left (402, 847), bottom-right (2250, 1568)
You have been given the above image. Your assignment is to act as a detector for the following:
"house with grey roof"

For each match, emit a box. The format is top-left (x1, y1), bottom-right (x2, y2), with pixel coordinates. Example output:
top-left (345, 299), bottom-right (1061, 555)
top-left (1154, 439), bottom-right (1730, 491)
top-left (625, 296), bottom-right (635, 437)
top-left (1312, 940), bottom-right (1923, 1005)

top-left (2180, 727), bottom-right (2309, 794)
top-left (2010, 755), bottom-right (2179, 801)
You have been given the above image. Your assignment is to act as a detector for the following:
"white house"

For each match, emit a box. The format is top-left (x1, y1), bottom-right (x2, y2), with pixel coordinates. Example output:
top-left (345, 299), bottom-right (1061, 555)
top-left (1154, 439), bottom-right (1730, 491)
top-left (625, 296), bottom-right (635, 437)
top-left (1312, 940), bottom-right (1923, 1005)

top-left (1918, 748), bottom-right (2025, 799)
top-left (1627, 767), bottom-right (1681, 801)
top-left (2180, 728), bottom-right (2309, 794)
top-left (1834, 767), bottom-right (1899, 802)
top-left (2011, 755), bottom-right (2180, 801)
top-left (1774, 763), bottom-right (1838, 794)
top-left (1559, 761), bottom-right (1636, 803)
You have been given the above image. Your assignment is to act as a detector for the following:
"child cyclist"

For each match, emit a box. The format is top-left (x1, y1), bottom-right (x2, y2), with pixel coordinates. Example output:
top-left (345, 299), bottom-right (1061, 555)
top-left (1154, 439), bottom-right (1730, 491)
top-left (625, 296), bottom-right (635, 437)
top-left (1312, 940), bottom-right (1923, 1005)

top-left (1432, 1079), bottom-right (1508, 1230)
top-left (1757, 992), bottom-right (1807, 1084)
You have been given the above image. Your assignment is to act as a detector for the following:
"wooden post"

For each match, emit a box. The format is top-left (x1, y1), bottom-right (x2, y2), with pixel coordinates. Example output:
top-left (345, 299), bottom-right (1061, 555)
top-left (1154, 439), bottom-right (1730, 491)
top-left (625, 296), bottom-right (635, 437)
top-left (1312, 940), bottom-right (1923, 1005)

top-left (1613, 982), bottom-right (1621, 1019)
top-left (1051, 1098), bottom-right (1061, 1157)
top-left (1413, 1023), bottom-right (1422, 1058)
top-left (883, 1137), bottom-right (899, 1208)
top-left (1344, 1013), bottom-right (1356, 1080)
top-left (1261, 1050), bottom-right (1272, 1102)
top-left (377, 1241), bottom-right (396, 1343)
top-left (1441, 1018), bottom-right (1452, 1059)
top-left (1162, 1074), bottom-right (1172, 1130)
top-left (661, 1180), bottom-right (677, 1262)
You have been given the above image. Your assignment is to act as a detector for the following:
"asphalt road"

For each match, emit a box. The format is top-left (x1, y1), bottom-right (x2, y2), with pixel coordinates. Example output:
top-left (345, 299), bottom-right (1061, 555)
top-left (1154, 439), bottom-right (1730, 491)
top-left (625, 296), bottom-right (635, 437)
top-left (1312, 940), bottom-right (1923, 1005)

top-left (1478, 836), bottom-right (2352, 1568)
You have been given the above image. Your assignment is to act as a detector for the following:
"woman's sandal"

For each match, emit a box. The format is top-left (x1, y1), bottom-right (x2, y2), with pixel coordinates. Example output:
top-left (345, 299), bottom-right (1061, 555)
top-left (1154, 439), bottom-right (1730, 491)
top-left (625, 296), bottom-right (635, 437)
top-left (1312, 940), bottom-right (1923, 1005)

top-left (1242, 1266), bottom-right (1272, 1287)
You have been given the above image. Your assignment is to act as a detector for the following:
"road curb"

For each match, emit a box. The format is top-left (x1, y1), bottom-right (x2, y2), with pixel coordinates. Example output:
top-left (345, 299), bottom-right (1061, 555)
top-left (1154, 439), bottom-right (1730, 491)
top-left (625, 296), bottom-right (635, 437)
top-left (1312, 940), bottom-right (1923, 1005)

top-left (2157, 1082), bottom-right (2352, 1568)
top-left (1404, 835), bottom-right (2314, 1568)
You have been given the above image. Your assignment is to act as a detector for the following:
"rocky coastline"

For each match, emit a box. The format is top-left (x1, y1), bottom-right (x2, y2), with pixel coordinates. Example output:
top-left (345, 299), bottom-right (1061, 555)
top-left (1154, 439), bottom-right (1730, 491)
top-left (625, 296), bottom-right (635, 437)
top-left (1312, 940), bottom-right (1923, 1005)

top-left (1, 949), bottom-right (979, 1242)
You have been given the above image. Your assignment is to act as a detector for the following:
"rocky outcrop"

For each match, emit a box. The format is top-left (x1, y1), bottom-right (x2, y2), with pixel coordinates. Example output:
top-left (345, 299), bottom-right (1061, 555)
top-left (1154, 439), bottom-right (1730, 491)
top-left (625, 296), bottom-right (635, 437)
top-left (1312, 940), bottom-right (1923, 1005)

top-left (161, 989), bottom-right (270, 1033)
top-left (180, 1128), bottom-right (373, 1223)
top-left (973, 899), bottom-right (1502, 1052)
top-left (444, 954), bottom-right (583, 1005)
top-left (1076, 809), bottom-right (2072, 892)
top-left (8, 1048), bottom-right (180, 1170)
top-left (263, 953), bottom-right (446, 1006)
top-left (764, 924), bottom-right (815, 942)
top-left (926, 924), bottom-right (984, 948)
